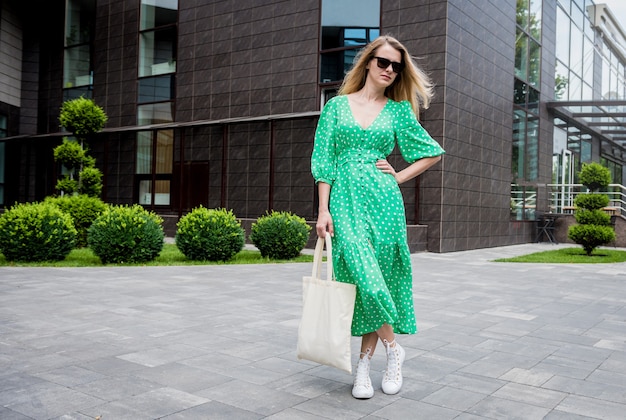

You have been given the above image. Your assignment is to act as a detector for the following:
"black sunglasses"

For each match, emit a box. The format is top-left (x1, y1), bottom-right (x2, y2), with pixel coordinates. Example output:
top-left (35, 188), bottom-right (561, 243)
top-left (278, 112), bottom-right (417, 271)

top-left (373, 56), bottom-right (404, 73)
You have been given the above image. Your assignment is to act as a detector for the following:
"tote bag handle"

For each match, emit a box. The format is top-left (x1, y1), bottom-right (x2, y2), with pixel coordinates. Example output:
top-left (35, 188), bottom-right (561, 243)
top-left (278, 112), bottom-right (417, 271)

top-left (311, 235), bottom-right (333, 282)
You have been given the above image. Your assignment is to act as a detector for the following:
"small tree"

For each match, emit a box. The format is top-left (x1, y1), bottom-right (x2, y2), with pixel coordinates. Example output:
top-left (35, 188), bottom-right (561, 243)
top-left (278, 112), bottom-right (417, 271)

top-left (568, 163), bottom-right (615, 255)
top-left (54, 97), bottom-right (107, 197)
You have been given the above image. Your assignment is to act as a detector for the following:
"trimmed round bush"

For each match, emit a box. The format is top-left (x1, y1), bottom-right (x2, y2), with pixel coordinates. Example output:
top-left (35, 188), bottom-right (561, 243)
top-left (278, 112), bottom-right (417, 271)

top-left (45, 195), bottom-right (107, 247)
top-left (88, 204), bottom-right (164, 264)
top-left (250, 211), bottom-right (311, 259)
top-left (574, 209), bottom-right (611, 226)
top-left (568, 224), bottom-right (616, 256)
top-left (175, 207), bottom-right (245, 261)
top-left (574, 194), bottom-right (609, 211)
top-left (0, 201), bottom-right (77, 262)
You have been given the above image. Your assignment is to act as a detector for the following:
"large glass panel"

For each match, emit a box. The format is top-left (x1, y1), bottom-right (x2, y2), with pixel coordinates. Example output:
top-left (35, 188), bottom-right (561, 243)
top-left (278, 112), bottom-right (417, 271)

top-left (516, 0), bottom-right (529, 30)
top-left (64, 45), bottom-right (91, 88)
top-left (528, 86), bottom-right (540, 111)
top-left (569, 73), bottom-right (582, 100)
top-left (512, 109), bottom-right (527, 181)
top-left (569, 25), bottom-right (583, 77)
top-left (515, 30), bottom-right (528, 81)
top-left (65, 0), bottom-right (95, 47)
top-left (137, 103), bottom-right (174, 125)
top-left (139, 27), bottom-right (177, 77)
top-left (155, 130), bottom-right (173, 174)
top-left (138, 75), bottom-right (174, 103)
top-left (320, 0), bottom-right (380, 83)
top-left (555, 6), bottom-right (570, 65)
top-left (528, 38), bottom-right (540, 86)
top-left (140, 0), bottom-right (178, 30)
top-left (527, 114), bottom-right (539, 180)
top-left (514, 78), bottom-right (527, 105)
top-left (529, 0), bottom-right (542, 40)
top-left (602, 55), bottom-right (611, 98)
top-left (0, 114), bottom-right (6, 137)
top-left (581, 136), bottom-right (592, 162)
top-left (555, 59), bottom-right (568, 99)
top-left (136, 131), bottom-right (152, 174)
top-left (582, 36), bottom-right (593, 83)
top-left (64, 0), bottom-right (94, 89)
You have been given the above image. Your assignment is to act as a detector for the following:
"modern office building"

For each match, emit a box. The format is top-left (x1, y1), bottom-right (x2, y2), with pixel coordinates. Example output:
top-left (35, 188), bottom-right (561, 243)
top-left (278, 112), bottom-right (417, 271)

top-left (0, 0), bottom-right (625, 252)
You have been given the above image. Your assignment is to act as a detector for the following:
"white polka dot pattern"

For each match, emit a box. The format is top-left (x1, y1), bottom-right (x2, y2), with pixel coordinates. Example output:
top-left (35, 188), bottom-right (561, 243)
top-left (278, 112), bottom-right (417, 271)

top-left (311, 95), bottom-right (445, 336)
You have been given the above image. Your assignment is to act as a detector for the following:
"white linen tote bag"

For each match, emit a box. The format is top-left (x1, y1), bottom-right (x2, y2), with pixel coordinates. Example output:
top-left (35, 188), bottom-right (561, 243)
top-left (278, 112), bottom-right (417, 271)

top-left (296, 235), bottom-right (356, 374)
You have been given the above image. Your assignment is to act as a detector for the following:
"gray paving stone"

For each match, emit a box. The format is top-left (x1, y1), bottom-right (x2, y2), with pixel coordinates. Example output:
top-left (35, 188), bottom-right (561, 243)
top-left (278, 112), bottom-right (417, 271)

top-left (159, 401), bottom-right (263, 419)
top-left (1, 244), bottom-right (625, 419)
top-left (555, 394), bottom-right (626, 420)
top-left (467, 395), bottom-right (551, 420)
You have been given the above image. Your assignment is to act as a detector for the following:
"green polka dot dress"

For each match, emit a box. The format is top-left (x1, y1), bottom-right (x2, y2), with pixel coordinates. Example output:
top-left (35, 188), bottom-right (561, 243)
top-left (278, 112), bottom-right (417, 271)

top-left (311, 95), bottom-right (445, 336)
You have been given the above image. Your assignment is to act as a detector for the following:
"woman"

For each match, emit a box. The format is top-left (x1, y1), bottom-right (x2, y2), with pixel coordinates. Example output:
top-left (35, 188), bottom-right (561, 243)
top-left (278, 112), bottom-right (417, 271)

top-left (311, 35), bottom-right (445, 399)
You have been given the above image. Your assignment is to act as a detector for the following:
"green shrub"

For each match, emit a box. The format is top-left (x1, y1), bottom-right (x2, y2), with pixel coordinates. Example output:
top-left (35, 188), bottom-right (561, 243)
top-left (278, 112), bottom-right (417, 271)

top-left (88, 204), bottom-right (164, 264)
top-left (579, 162), bottom-right (611, 192)
top-left (58, 97), bottom-right (108, 139)
top-left (175, 207), bottom-right (245, 261)
top-left (0, 202), bottom-right (77, 262)
top-left (568, 162), bottom-right (614, 256)
top-left (250, 211), bottom-right (311, 259)
top-left (56, 177), bottom-right (78, 195)
top-left (54, 138), bottom-right (85, 171)
top-left (568, 224), bottom-right (615, 256)
top-left (79, 166), bottom-right (103, 197)
top-left (45, 195), bottom-right (107, 247)
top-left (573, 194), bottom-right (609, 211)
top-left (574, 209), bottom-right (611, 226)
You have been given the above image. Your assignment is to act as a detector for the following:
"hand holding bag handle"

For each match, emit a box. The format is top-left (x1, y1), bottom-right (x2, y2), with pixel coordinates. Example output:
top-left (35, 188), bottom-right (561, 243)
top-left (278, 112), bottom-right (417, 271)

top-left (296, 235), bottom-right (356, 374)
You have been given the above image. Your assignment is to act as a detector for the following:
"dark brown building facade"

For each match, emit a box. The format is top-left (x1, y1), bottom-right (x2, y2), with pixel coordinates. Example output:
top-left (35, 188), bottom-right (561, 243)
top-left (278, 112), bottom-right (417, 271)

top-left (1, 0), bottom-right (625, 252)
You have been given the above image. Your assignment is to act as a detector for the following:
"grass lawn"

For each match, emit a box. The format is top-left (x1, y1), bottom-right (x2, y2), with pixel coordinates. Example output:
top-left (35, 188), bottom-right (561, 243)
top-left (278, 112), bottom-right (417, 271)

top-left (495, 247), bottom-right (626, 263)
top-left (0, 243), bottom-right (314, 267)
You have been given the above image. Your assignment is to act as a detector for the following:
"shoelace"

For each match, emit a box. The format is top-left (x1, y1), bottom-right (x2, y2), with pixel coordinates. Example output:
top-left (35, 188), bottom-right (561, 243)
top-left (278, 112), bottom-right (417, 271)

top-left (354, 358), bottom-right (371, 387)
top-left (384, 346), bottom-right (401, 382)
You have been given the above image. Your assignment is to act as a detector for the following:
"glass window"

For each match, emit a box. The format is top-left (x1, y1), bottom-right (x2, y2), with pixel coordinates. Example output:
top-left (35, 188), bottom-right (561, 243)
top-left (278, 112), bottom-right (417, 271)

top-left (569, 25), bottom-right (583, 77)
top-left (529, 0), bottom-right (542, 39)
top-left (514, 79), bottom-right (527, 105)
top-left (63, 0), bottom-right (95, 91)
top-left (512, 109), bottom-right (527, 181)
top-left (527, 114), bottom-right (539, 180)
top-left (65, 0), bottom-right (94, 47)
top-left (555, 6), bottom-right (570, 65)
top-left (140, 0), bottom-right (178, 30)
top-left (0, 114), bottom-right (6, 138)
top-left (139, 27), bottom-right (177, 77)
top-left (555, 59), bottom-right (568, 99)
top-left (136, 131), bottom-right (152, 174)
top-left (528, 38), bottom-right (541, 86)
top-left (137, 102), bottom-right (174, 125)
top-left (138, 75), bottom-right (174, 103)
top-left (517, 0), bottom-right (529, 30)
top-left (515, 29), bottom-right (528, 81)
top-left (136, 130), bottom-right (173, 206)
top-left (320, 0), bottom-right (380, 83)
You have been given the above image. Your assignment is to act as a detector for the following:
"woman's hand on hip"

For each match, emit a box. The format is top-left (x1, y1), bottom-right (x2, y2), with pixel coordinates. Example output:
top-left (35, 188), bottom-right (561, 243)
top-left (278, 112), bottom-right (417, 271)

top-left (316, 210), bottom-right (334, 238)
top-left (376, 159), bottom-right (397, 181)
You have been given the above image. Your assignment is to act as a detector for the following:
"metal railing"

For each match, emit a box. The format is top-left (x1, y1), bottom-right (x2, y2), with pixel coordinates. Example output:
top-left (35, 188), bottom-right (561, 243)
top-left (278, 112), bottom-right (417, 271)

top-left (547, 183), bottom-right (626, 217)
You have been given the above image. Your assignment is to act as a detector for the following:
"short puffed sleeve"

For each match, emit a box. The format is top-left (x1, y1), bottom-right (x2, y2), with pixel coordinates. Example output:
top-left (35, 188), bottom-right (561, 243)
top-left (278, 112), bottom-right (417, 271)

top-left (311, 97), bottom-right (339, 185)
top-left (395, 100), bottom-right (445, 163)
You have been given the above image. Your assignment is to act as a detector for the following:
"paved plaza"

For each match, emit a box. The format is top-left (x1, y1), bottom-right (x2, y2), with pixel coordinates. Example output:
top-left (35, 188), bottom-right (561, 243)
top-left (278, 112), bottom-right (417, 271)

top-left (1, 243), bottom-right (626, 419)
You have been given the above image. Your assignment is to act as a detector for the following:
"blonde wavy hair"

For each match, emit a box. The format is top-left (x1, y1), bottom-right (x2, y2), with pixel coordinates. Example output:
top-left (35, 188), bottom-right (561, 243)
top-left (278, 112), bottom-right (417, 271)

top-left (338, 35), bottom-right (434, 118)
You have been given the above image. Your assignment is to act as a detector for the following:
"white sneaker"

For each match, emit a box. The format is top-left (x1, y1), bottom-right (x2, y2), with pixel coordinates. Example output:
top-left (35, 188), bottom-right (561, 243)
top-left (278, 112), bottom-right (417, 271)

top-left (381, 339), bottom-right (405, 395)
top-left (352, 351), bottom-right (374, 399)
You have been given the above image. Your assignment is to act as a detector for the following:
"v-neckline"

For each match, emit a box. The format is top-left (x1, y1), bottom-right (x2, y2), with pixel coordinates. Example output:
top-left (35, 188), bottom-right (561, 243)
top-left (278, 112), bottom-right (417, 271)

top-left (345, 95), bottom-right (389, 130)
